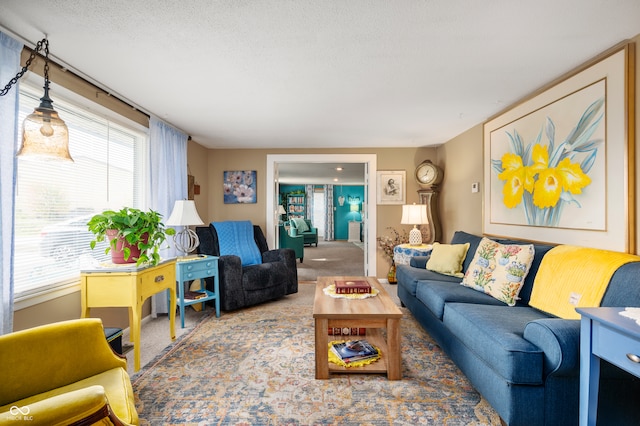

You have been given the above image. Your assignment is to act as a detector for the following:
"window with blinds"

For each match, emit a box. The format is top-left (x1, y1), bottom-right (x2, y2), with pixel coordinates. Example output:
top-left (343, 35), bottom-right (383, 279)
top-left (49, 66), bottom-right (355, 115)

top-left (14, 81), bottom-right (148, 296)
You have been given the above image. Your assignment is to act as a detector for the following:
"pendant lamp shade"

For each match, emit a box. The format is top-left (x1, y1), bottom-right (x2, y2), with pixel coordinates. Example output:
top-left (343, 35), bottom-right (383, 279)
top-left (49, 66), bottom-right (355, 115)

top-left (0, 38), bottom-right (73, 162)
top-left (18, 97), bottom-right (72, 161)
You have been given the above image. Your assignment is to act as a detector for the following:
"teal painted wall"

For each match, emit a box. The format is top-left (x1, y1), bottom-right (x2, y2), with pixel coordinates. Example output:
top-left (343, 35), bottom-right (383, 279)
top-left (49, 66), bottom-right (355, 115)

top-left (279, 184), bottom-right (365, 241)
top-left (334, 185), bottom-right (364, 240)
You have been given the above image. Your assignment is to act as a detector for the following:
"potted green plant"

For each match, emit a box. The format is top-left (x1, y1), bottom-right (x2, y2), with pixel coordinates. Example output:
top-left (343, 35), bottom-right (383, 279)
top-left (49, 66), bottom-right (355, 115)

top-left (87, 207), bottom-right (175, 266)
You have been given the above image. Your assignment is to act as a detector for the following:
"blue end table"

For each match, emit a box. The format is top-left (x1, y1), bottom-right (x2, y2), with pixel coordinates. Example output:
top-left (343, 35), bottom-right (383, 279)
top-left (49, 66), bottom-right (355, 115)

top-left (172, 255), bottom-right (220, 327)
top-left (576, 307), bottom-right (640, 425)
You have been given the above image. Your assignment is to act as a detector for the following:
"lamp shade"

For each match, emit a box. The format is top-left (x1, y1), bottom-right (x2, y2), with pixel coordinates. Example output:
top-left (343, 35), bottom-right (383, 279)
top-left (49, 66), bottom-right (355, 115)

top-left (18, 102), bottom-right (72, 161)
top-left (165, 200), bottom-right (204, 226)
top-left (401, 204), bottom-right (428, 225)
top-left (277, 205), bottom-right (287, 215)
top-left (401, 203), bottom-right (428, 246)
top-left (350, 203), bottom-right (360, 212)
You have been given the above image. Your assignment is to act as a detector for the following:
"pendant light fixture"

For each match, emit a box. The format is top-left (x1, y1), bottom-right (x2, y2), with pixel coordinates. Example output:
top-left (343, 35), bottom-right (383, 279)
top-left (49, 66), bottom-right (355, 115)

top-left (0, 38), bottom-right (72, 162)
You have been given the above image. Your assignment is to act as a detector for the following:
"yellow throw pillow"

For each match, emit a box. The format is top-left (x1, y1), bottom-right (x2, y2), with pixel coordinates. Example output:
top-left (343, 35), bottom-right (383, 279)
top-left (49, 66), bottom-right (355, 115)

top-left (461, 237), bottom-right (535, 306)
top-left (426, 242), bottom-right (470, 278)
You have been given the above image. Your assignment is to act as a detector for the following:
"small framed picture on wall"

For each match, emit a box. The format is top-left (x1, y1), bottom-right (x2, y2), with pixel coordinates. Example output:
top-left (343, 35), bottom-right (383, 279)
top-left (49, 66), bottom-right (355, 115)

top-left (223, 170), bottom-right (257, 204)
top-left (376, 170), bottom-right (406, 205)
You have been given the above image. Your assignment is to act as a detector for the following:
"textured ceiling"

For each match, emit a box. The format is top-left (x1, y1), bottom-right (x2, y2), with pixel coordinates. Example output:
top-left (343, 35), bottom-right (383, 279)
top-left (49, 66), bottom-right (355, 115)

top-left (0, 1), bottom-right (639, 151)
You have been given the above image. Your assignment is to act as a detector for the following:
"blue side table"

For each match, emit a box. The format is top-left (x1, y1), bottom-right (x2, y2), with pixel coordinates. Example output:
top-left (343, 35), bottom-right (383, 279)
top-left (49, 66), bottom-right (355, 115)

top-left (172, 255), bottom-right (220, 328)
top-left (576, 307), bottom-right (640, 425)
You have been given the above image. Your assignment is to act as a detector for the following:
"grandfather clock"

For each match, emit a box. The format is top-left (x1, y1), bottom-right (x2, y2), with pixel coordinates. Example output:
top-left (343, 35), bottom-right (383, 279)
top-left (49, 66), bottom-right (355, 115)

top-left (418, 188), bottom-right (442, 244)
top-left (414, 160), bottom-right (444, 243)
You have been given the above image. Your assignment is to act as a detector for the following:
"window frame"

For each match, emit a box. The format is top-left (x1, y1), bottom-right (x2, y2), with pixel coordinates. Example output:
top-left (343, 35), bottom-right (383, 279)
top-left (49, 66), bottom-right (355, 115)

top-left (13, 74), bottom-right (149, 310)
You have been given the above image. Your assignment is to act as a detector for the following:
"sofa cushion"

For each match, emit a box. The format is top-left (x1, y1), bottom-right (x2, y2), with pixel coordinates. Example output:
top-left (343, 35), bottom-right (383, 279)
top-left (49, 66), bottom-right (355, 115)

top-left (601, 261), bottom-right (640, 306)
top-left (4, 368), bottom-right (137, 425)
top-left (242, 263), bottom-right (288, 291)
top-left (461, 238), bottom-right (535, 306)
top-left (213, 221), bottom-right (262, 266)
top-left (426, 242), bottom-right (470, 278)
top-left (396, 264), bottom-right (461, 297)
top-left (530, 245), bottom-right (640, 319)
top-left (416, 281), bottom-right (506, 320)
top-left (443, 303), bottom-right (547, 384)
top-left (450, 231), bottom-right (485, 273)
top-left (495, 239), bottom-right (555, 306)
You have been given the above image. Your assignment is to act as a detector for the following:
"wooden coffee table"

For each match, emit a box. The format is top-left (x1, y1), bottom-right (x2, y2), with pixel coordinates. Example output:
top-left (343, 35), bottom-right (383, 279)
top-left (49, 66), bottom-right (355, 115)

top-left (313, 276), bottom-right (403, 380)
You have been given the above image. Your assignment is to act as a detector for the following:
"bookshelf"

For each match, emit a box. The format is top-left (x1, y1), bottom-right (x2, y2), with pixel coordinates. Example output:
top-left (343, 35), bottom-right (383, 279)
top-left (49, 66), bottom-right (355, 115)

top-left (287, 194), bottom-right (305, 219)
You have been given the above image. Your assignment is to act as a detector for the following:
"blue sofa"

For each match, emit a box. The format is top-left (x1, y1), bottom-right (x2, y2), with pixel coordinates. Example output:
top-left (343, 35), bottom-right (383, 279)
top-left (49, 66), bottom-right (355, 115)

top-left (396, 231), bottom-right (640, 425)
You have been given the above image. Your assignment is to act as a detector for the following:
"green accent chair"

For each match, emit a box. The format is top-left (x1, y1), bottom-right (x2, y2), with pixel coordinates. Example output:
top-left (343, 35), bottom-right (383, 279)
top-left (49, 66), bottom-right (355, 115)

top-left (289, 218), bottom-right (318, 247)
top-left (279, 224), bottom-right (304, 262)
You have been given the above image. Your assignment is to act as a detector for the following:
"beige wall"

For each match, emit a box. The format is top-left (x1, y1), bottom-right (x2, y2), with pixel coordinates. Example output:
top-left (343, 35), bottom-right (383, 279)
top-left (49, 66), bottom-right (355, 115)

top-left (437, 34), bottom-right (640, 254)
top-left (198, 147), bottom-right (437, 278)
top-left (436, 125), bottom-right (484, 241)
top-left (13, 34), bottom-right (639, 331)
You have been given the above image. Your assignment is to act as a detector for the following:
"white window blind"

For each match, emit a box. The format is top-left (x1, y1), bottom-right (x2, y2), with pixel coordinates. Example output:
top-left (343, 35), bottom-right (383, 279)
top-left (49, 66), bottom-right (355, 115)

top-left (14, 81), bottom-right (147, 296)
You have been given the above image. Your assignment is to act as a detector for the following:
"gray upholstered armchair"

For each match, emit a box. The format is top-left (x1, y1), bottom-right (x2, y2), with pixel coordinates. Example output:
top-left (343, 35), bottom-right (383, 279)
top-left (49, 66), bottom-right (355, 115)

top-left (196, 221), bottom-right (298, 311)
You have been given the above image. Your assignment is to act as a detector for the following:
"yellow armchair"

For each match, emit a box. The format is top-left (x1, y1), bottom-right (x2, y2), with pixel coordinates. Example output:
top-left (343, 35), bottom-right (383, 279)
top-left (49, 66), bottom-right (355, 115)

top-left (0, 318), bottom-right (138, 426)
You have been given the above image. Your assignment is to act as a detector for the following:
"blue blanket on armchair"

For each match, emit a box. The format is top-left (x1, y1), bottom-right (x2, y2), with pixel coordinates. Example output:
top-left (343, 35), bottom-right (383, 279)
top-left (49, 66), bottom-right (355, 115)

top-left (212, 221), bottom-right (262, 266)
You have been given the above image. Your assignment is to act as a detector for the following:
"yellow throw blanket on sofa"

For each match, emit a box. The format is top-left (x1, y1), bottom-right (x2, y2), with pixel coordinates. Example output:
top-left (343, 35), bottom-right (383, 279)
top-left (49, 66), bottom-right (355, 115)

top-left (529, 245), bottom-right (640, 319)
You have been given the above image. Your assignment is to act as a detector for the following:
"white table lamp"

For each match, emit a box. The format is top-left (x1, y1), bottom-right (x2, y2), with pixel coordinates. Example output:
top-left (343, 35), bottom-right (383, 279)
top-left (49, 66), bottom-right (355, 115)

top-left (166, 200), bottom-right (205, 255)
top-left (401, 203), bottom-right (428, 246)
top-left (277, 204), bottom-right (287, 223)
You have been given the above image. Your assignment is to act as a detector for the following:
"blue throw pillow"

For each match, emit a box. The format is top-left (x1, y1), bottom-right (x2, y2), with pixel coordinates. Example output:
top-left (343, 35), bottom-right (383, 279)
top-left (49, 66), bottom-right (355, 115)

top-left (212, 221), bottom-right (262, 266)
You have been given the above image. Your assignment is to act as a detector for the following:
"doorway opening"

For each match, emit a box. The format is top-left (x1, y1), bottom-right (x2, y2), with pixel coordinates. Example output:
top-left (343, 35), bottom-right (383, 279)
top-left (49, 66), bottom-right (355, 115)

top-left (266, 154), bottom-right (377, 277)
top-left (313, 189), bottom-right (326, 239)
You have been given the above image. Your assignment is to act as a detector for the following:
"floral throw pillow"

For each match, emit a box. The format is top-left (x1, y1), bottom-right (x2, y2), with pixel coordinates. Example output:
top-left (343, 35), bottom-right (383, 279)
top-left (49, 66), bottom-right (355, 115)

top-left (461, 237), bottom-right (535, 306)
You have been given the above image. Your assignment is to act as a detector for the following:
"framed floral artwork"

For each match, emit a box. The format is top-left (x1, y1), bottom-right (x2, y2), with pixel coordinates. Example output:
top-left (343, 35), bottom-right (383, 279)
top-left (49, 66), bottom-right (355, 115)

top-left (223, 170), bottom-right (257, 204)
top-left (483, 41), bottom-right (634, 252)
top-left (376, 170), bottom-right (406, 205)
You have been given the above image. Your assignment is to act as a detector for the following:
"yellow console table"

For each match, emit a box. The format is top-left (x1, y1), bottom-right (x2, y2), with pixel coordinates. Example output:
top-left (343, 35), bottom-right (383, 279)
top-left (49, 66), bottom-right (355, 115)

top-left (80, 259), bottom-right (177, 371)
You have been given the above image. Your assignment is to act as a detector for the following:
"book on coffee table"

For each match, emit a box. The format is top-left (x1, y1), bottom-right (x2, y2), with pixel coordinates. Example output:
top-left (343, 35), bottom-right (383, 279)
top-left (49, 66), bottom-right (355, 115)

top-left (334, 279), bottom-right (371, 294)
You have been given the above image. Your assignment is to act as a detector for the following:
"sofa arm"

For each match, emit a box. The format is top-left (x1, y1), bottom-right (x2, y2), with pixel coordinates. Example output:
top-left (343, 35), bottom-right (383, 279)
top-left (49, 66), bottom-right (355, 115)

top-left (523, 318), bottom-right (581, 377)
top-left (0, 385), bottom-right (133, 426)
top-left (409, 256), bottom-right (430, 269)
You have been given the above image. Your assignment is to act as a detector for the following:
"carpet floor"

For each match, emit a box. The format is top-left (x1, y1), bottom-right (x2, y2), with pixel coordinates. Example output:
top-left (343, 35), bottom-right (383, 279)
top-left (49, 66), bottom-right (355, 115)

top-left (131, 283), bottom-right (501, 425)
top-left (297, 240), bottom-right (365, 281)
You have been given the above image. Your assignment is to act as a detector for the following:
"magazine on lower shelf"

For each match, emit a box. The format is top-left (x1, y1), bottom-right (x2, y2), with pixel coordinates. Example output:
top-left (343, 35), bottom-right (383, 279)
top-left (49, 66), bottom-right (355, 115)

top-left (330, 339), bottom-right (378, 362)
top-left (184, 290), bottom-right (207, 300)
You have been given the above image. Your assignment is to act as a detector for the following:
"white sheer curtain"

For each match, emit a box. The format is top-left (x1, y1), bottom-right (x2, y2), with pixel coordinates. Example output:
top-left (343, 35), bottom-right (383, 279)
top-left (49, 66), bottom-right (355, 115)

top-left (149, 116), bottom-right (187, 315)
top-left (0, 32), bottom-right (22, 334)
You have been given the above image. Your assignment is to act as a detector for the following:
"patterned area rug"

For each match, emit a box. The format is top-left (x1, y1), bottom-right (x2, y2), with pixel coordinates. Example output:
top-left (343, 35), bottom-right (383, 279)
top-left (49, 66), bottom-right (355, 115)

top-left (132, 303), bottom-right (501, 425)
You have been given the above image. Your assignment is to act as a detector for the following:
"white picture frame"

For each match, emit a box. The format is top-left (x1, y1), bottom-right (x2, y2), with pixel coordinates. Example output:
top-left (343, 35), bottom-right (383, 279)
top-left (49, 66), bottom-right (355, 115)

top-left (376, 170), bottom-right (406, 205)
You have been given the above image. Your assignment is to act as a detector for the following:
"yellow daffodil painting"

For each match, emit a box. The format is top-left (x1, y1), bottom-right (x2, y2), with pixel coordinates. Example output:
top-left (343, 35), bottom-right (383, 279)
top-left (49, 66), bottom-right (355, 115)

top-left (491, 96), bottom-right (604, 227)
